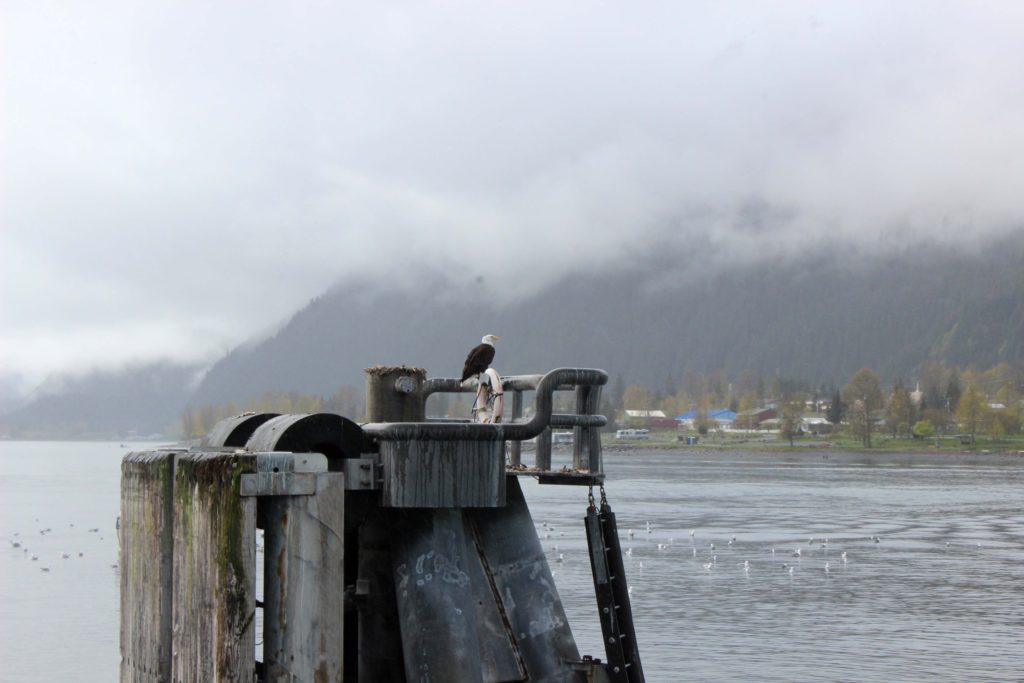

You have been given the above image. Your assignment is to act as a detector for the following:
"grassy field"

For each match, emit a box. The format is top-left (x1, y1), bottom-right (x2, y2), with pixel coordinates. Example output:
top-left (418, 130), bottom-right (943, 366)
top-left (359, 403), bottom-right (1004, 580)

top-left (603, 429), bottom-right (1024, 454)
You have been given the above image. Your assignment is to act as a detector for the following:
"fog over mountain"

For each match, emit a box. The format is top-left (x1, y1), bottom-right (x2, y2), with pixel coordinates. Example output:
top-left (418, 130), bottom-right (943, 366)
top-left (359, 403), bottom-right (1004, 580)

top-left (190, 234), bottom-right (1024, 408)
top-left (4, 2), bottom-right (1024, 394)
top-left (4, 232), bottom-right (1021, 437)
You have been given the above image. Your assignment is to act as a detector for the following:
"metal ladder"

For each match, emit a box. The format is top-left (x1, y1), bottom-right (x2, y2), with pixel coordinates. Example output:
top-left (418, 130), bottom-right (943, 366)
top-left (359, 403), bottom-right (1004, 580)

top-left (585, 488), bottom-right (645, 683)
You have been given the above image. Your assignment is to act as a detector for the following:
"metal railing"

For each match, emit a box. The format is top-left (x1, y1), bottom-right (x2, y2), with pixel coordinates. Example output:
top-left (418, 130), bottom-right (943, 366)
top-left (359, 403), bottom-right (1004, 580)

top-left (362, 367), bottom-right (607, 474)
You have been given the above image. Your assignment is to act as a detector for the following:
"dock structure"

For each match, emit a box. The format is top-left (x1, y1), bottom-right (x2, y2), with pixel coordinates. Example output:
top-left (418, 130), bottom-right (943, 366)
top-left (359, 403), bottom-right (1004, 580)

top-left (120, 366), bottom-right (644, 682)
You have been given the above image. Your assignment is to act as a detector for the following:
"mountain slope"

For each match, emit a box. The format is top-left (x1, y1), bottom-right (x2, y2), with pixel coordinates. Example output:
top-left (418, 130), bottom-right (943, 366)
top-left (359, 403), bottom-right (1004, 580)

top-left (190, 236), bottom-right (1024, 407)
top-left (0, 361), bottom-right (202, 439)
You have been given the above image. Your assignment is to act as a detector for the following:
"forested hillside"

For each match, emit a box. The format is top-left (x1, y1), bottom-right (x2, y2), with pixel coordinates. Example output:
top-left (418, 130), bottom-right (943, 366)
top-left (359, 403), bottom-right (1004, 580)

top-left (190, 236), bottom-right (1024, 408)
top-left (4, 236), bottom-right (1021, 439)
top-left (0, 362), bottom-right (201, 439)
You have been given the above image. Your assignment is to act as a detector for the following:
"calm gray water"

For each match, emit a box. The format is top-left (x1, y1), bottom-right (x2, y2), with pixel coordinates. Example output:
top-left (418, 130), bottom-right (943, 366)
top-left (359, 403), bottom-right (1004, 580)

top-left (1, 442), bottom-right (1022, 682)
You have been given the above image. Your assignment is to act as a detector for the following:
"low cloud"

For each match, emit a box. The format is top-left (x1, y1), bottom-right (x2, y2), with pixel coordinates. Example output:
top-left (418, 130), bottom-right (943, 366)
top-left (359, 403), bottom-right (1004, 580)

top-left (3, 1), bottom-right (1023, 387)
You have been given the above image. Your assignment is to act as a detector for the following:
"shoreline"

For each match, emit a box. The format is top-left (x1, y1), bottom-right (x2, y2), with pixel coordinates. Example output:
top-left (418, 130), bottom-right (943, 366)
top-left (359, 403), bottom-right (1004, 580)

top-left (601, 435), bottom-right (1024, 456)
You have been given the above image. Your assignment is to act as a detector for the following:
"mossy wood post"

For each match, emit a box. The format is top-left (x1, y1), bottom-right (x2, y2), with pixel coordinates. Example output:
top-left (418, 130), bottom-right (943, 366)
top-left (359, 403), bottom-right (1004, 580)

top-left (365, 365), bottom-right (426, 422)
top-left (573, 385), bottom-right (603, 472)
top-left (120, 450), bottom-right (178, 683)
top-left (172, 452), bottom-right (256, 683)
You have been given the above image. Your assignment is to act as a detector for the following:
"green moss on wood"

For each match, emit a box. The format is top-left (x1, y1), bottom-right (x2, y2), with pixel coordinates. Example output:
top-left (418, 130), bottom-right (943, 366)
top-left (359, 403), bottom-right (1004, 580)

top-left (364, 364), bottom-right (426, 377)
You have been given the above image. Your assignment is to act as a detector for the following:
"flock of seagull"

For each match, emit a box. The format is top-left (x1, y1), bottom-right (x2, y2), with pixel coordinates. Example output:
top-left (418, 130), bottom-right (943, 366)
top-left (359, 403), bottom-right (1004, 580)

top-left (540, 518), bottom-right (881, 593)
top-left (6, 519), bottom-right (116, 573)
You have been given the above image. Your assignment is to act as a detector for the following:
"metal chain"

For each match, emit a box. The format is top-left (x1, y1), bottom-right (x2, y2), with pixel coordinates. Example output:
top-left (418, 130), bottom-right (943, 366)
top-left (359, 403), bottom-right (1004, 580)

top-left (599, 483), bottom-right (608, 508)
top-left (587, 485), bottom-right (596, 510)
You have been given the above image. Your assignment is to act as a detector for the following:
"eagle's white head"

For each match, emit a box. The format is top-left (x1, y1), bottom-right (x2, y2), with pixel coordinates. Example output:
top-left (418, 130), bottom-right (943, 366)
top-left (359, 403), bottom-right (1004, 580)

top-left (481, 334), bottom-right (499, 346)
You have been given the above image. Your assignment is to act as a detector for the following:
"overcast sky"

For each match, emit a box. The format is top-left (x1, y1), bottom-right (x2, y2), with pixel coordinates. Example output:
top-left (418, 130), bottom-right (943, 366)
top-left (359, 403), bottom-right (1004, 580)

top-left (2, 1), bottom-right (1023, 391)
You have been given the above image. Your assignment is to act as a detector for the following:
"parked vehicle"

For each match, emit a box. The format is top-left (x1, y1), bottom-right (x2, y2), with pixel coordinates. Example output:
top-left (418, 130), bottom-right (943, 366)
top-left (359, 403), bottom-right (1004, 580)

top-left (615, 429), bottom-right (650, 440)
top-left (551, 431), bottom-right (574, 446)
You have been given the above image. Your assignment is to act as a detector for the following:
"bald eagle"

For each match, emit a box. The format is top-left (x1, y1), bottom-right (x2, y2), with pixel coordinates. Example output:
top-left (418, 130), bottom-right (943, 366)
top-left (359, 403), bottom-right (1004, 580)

top-left (461, 334), bottom-right (498, 382)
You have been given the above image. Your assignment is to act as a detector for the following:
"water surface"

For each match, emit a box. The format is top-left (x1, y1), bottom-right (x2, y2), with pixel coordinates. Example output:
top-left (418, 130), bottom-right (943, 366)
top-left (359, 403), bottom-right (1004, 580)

top-left (1, 443), bottom-right (1022, 681)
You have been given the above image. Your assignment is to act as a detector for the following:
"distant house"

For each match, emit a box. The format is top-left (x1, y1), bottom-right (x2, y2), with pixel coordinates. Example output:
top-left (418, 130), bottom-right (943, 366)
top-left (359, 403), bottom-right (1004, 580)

top-left (735, 407), bottom-right (777, 429)
top-left (674, 409), bottom-right (737, 429)
top-left (623, 409), bottom-right (669, 428)
top-left (801, 416), bottom-right (832, 435)
top-left (624, 409), bottom-right (667, 419)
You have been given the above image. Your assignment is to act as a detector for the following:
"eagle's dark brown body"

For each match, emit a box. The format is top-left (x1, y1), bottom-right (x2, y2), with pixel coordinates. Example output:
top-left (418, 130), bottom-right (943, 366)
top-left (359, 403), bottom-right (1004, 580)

top-left (461, 342), bottom-right (496, 381)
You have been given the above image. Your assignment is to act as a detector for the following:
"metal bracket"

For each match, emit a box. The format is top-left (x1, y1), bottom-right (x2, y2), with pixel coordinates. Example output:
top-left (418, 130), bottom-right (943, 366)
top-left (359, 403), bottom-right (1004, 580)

top-left (239, 452), bottom-right (329, 497)
top-left (343, 457), bottom-right (378, 490)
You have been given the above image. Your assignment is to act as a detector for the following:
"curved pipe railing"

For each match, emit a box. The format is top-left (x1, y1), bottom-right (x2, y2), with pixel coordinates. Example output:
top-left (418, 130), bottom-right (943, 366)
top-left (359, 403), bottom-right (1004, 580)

top-left (362, 367), bottom-right (608, 442)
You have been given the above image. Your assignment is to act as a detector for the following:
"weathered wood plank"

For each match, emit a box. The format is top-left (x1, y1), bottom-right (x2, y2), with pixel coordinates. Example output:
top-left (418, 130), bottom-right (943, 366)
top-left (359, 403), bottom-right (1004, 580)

top-left (171, 452), bottom-right (256, 683)
top-left (120, 450), bottom-right (177, 683)
top-left (262, 470), bottom-right (345, 683)
top-left (379, 439), bottom-right (505, 508)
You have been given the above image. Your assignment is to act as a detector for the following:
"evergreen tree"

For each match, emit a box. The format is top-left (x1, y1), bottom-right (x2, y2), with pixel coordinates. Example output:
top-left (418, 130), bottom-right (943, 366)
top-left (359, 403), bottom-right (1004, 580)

top-left (945, 369), bottom-right (962, 413)
top-left (827, 388), bottom-right (843, 424)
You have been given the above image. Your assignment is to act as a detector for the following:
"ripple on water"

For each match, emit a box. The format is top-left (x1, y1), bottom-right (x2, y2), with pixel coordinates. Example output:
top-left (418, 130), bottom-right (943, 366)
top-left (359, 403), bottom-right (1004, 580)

top-left (524, 449), bottom-right (1024, 682)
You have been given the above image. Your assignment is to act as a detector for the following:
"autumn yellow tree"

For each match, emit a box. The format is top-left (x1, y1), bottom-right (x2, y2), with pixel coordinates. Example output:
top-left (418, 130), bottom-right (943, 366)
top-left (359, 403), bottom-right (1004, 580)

top-left (955, 383), bottom-right (988, 445)
top-left (843, 368), bottom-right (884, 448)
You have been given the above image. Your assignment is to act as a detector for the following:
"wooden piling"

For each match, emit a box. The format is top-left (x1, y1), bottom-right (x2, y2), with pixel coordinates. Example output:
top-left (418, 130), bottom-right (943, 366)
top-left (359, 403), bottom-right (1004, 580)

top-left (120, 450), bottom-right (177, 683)
top-left (171, 452), bottom-right (257, 683)
top-left (254, 453), bottom-right (345, 683)
top-left (365, 365), bottom-right (426, 422)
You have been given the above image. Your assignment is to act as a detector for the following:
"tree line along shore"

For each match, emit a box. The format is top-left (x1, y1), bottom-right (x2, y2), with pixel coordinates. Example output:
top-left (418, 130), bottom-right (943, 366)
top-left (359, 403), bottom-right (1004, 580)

top-left (179, 361), bottom-right (1023, 454)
